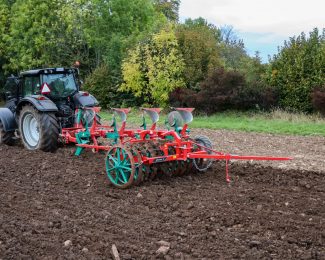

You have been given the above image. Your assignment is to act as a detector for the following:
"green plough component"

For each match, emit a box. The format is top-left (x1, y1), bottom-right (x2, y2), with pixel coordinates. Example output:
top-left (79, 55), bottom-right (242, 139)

top-left (75, 128), bottom-right (91, 156)
top-left (106, 116), bottom-right (119, 144)
top-left (75, 109), bottom-right (91, 156)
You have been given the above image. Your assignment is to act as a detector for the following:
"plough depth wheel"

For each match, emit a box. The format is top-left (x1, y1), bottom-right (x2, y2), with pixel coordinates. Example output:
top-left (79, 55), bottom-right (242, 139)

top-left (192, 135), bottom-right (213, 172)
top-left (105, 145), bottom-right (135, 188)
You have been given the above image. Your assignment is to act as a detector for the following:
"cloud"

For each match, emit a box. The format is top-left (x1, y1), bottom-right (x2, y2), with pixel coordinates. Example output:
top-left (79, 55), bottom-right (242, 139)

top-left (180, 0), bottom-right (325, 38)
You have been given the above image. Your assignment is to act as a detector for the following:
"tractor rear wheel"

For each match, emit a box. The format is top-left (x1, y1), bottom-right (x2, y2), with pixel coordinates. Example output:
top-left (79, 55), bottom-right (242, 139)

top-left (0, 121), bottom-right (15, 146)
top-left (19, 105), bottom-right (59, 152)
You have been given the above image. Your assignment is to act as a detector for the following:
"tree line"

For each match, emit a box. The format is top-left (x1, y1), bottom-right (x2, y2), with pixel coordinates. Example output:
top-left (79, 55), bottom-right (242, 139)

top-left (0, 0), bottom-right (324, 114)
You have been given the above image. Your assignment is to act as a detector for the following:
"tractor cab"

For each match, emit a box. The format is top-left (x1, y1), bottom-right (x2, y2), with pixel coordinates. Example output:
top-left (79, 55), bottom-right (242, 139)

top-left (1, 68), bottom-right (80, 101)
top-left (19, 68), bottom-right (80, 99)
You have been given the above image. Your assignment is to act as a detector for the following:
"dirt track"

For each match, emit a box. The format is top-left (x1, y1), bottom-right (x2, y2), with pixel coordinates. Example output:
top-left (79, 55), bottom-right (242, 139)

top-left (0, 131), bottom-right (324, 259)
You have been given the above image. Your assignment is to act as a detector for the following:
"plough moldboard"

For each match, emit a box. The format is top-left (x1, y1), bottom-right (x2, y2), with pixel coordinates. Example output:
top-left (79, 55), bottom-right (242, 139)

top-left (61, 107), bottom-right (292, 189)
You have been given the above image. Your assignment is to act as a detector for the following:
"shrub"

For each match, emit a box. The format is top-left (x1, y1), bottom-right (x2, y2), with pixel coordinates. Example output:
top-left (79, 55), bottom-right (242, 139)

top-left (311, 87), bottom-right (325, 115)
top-left (84, 64), bottom-right (141, 108)
top-left (234, 81), bottom-right (279, 111)
top-left (169, 87), bottom-right (196, 107)
top-left (169, 68), bottom-right (279, 114)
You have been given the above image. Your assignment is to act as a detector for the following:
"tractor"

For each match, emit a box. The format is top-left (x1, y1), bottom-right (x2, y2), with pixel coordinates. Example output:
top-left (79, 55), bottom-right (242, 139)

top-left (0, 68), bottom-right (98, 152)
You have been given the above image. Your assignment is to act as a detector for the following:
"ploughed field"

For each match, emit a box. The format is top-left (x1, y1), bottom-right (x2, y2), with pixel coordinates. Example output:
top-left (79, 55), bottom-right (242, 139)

top-left (0, 129), bottom-right (324, 259)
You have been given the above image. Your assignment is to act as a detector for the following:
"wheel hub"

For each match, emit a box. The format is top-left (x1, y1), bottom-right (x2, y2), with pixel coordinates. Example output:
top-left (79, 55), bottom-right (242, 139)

top-left (23, 113), bottom-right (40, 147)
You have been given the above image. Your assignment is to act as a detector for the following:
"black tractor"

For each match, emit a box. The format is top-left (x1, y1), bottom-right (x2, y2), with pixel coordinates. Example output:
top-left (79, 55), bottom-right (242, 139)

top-left (0, 68), bottom-right (98, 152)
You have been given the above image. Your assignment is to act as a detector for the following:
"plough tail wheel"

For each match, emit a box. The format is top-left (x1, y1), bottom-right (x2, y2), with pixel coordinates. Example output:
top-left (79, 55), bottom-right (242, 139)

top-left (105, 145), bottom-right (135, 189)
top-left (192, 135), bottom-right (213, 172)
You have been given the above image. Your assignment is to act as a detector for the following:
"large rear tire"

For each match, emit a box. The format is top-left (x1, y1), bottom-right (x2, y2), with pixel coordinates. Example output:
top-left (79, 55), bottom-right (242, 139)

top-left (0, 121), bottom-right (15, 146)
top-left (19, 105), bottom-right (59, 152)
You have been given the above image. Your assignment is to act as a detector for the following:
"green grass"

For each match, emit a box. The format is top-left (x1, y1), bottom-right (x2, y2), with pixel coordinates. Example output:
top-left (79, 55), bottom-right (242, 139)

top-left (100, 109), bottom-right (325, 136)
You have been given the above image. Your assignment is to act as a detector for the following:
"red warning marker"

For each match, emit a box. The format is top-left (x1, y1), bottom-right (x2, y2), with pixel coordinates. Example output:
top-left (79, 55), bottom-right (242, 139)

top-left (41, 83), bottom-right (51, 94)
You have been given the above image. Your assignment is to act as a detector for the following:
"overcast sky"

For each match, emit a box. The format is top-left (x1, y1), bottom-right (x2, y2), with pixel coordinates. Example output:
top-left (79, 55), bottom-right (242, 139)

top-left (179, 0), bottom-right (325, 62)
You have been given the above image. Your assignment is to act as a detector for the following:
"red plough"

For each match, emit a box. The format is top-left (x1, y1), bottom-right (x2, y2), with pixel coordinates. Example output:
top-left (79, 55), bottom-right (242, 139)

top-left (60, 107), bottom-right (292, 188)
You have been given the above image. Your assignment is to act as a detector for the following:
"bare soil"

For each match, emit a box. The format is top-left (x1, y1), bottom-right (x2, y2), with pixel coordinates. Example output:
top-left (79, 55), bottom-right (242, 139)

top-left (190, 128), bottom-right (325, 173)
top-left (0, 130), bottom-right (324, 259)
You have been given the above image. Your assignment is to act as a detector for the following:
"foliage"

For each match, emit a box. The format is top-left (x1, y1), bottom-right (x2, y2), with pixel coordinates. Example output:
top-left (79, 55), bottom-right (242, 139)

top-left (267, 28), bottom-right (325, 112)
top-left (0, 0), bottom-right (9, 84)
top-left (83, 64), bottom-right (140, 108)
top-left (176, 18), bottom-right (223, 90)
top-left (0, 0), bottom-right (323, 114)
top-left (121, 26), bottom-right (185, 107)
top-left (194, 68), bottom-right (245, 114)
top-left (219, 25), bottom-right (248, 70)
top-left (154, 0), bottom-right (180, 22)
top-left (170, 68), bottom-right (245, 114)
top-left (311, 86), bottom-right (325, 116)
top-left (170, 67), bottom-right (278, 113)
top-left (83, 0), bottom-right (160, 71)
top-left (5, 0), bottom-right (72, 71)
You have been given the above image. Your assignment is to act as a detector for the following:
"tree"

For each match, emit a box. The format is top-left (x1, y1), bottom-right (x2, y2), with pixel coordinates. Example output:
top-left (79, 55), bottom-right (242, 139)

top-left (154, 0), bottom-right (180, 22)
top-left (83, 0), bottom-right (160, 71)
top-left (219, 25), bottom-right (248, 70)
top-left (121, 26), bottom-right (185, 106)
top-left (176, 18), bottom-right (223, 90)
top-left (0, 0), bottom-right (10, 84)
top-left (267, 28), bottom-right (325, 112)
top-left (81, 0), bottom-right (164, 106)
top-left (84, 64), bottom-right (140, 108)
top-left (5, 0), bottom-right (82, 71)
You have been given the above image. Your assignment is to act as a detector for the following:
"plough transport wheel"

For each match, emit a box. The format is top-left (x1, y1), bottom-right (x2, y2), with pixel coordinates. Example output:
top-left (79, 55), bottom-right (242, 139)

top-left (105, 145), bottom-right (136, 189)
top-left (191, 135), bottom-right (214, 172)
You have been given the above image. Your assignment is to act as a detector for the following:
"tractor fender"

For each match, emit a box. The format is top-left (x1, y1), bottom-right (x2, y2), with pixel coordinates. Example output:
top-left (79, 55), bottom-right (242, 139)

top-left (73, 91), bottom-right (99, 108)
top-left (0, 108), bottom-right (17, 132)
top-left (17, 96), bottom-right (58, 113)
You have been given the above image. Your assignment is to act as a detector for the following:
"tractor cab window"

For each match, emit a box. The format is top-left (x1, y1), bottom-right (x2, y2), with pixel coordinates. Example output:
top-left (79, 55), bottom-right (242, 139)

top-left (2, 77), bottom-right (19, 100)
top-left (23, 76), bottom-right (41, 97)
top-left (42, 73), bottom-right (77, 98)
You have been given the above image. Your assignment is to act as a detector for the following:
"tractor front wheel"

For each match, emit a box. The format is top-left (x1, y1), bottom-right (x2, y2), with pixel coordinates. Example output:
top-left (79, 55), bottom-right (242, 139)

top-left (19, 105), bottom-right (59, 152)
top-left (0, 121), bottom-right (15, 146)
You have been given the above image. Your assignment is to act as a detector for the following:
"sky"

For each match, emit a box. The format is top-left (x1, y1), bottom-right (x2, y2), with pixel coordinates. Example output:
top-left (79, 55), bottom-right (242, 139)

top-left (179, 0), bottom-right (325, 62)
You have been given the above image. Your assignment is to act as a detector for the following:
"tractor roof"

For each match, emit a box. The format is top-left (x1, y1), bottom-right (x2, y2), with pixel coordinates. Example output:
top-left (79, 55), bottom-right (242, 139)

top-left (20, 68), bottom-right (76, 76)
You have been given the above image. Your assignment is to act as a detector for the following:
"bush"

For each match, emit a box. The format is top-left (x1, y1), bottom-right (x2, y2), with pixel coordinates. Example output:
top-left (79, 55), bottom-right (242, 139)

top-left (311, 87), bottom-right (325, 116)
top-left (194, 68), bottom-right (244, 114)
top-left (234, 81), bottom-right (279, 111)
top-left (169, 68), bottom-right (279, 114)
top-left (169, 87), bottom-right (196, 107)
top-left (266, 29), bottom-right (325, 112)
top-left (84, 64), bottom-right (141, 108)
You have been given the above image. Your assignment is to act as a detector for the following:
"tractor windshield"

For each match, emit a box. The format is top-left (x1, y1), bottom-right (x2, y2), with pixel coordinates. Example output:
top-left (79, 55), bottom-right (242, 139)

top-left (42, 73), bottom-right (78, 98)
